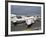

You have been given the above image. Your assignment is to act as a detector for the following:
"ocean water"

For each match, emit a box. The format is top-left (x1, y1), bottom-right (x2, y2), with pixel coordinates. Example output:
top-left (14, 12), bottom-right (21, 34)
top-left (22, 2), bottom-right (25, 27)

top-left (11, 5), bottom-right (41, 16)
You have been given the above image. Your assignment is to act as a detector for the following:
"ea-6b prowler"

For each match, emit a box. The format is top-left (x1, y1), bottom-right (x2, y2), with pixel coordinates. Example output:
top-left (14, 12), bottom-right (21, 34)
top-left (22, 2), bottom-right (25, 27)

top-left (11, 14), bottom-right (40, 25)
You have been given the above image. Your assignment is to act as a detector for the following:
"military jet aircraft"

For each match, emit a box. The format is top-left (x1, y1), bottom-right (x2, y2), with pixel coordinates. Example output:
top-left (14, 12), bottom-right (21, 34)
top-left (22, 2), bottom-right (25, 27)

top-left (11, 14), bottom-right (39, 26)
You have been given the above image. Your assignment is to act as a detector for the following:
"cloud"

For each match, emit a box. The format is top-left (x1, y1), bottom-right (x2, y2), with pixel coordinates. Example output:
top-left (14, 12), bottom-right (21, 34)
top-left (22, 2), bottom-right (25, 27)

top-left (11, 5), bottom-right (41, 16)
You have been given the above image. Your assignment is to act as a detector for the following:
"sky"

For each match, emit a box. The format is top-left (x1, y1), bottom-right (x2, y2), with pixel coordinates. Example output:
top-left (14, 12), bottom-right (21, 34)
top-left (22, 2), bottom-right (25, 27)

top-left (11, 5), bottom-right (41, 16)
